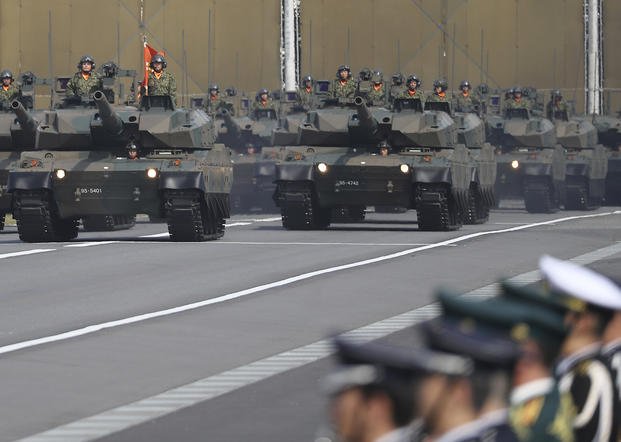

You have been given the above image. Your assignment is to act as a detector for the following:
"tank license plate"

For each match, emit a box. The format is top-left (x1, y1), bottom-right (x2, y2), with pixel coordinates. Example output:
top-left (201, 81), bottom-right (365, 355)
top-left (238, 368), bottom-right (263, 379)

top-left (335, 179), bottom-right (364, 191)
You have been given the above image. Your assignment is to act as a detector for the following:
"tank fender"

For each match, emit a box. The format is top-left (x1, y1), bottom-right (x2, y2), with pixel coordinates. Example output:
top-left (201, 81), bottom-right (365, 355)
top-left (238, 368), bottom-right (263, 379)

top-left (275, 163), bottom-right (314, 181)
top-left (412, 167), bottom-right (451, 184)
top-left (159, 171), bottom-right (207, 193)
top-left (565, 163), bottom-right (589, 177)
top-left (256, 161), bottom-right (277, 178)
top-left (7, 171), bottom-right (52, 191)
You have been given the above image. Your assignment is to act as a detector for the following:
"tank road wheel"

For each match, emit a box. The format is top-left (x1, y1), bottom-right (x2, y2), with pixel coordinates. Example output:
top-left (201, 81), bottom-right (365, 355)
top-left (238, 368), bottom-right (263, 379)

top-left (13, 190), bottom-right (78, 242)
top-left (280, 185), bottom-right (331, 230)
top-left (463, 183), bottom-right (490, 225)
top-left (523, 178), bottom-right (559, 213)
top-left (165, 190), bottom-right (225, 242)
top-left (415, 184), bottom-right (462, 231)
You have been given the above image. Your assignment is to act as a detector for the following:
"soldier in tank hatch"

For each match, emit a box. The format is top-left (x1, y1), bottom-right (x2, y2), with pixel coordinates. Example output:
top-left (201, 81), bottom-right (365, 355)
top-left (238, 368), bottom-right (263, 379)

top-left (66, 55), bottom-right (103, 99)
top-left (251, 88), bottom-right (276, 114)
top-left (0, 70), bottom-right (20, 105)
top-left (330, 64), bottom-right (356, 99)
top-left (204, 84), bottom-right (233, 116)
top-left (504, 87), bottom-right (531, 111)
top-left (397, 75), bottom-right (425, 103)
top-left (297, 75), bottom-right (316, 110)
top-left (454, 80), bottom-right (479, 113)
top-left (366, 71), bottom-right (387, 106)
top-left (147, 54), bottom-right (176, 105)
top-left (546, 90), bottom-right (569, 120)
top-left (427, 79), bottom-right (449, 103)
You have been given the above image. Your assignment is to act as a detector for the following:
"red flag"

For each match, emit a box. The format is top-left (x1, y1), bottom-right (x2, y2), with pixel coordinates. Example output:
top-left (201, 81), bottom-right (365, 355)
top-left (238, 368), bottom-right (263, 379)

top-left (143, 42), bottom-right (159, 94)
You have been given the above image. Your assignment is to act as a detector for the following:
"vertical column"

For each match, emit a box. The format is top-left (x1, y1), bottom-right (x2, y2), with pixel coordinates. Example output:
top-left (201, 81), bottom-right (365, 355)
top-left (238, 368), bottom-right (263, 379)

top-left (281, 0), bottom-right (300, 92)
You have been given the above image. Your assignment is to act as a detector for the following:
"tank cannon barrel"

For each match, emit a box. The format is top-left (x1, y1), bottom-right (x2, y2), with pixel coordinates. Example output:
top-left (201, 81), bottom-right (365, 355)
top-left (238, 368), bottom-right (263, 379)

top-left (93, 90), bottom-right (124, 135)
top-left (218, 108), bottom-right (240, 138)
top-left (353, 96), bottom-right (378, 135)
top-left (11, 100), bottom-right (37, 132)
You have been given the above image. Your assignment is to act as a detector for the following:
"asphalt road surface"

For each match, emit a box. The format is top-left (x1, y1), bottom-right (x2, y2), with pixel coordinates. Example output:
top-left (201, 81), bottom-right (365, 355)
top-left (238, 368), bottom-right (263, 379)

top-left (1, 206), bottom-right (620, 442)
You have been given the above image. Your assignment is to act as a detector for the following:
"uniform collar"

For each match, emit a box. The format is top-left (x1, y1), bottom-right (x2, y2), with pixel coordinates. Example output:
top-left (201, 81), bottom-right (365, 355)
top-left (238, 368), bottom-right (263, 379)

top-left (555, 342), bottom-right (601, 376)
top-left (602, 337), bottom-right (621, 356)
top-left (510, 377), bottom-right (555, 405)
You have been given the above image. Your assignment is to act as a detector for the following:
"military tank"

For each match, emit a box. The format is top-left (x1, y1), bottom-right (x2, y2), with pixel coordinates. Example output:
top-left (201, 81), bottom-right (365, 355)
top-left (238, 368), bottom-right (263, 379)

top-left (486, 107), bottom-right (564, 213)
top-left (592, 114), bottom-right (621, 205)
top-left (273, 91), bottom-right (473, 231)
top-left (217, 91), bottom-right (281, 213)
top-left (0, 72), bottom-right (44, 231)
top-left (551, 110), bottom-right (607, 210)
top-left (8, 92), bottom-right (232, 242)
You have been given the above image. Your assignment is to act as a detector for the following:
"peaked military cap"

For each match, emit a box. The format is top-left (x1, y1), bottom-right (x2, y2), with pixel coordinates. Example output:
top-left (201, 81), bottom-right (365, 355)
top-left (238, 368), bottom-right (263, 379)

top-left (539, 255), bottom-right (621, 311)
top-left (438, 289), bottom-right (568, 351)
top-left (501, 280), bottom-right (580, 314)
top-left (425, 290), bottom-right (521, 369)
top-left (323, 336), bottom-right (472, 395)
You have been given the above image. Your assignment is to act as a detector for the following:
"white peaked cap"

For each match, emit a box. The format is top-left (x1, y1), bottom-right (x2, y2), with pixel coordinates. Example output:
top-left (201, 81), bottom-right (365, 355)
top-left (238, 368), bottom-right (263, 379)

top-left (539, 255), bottom-right (621, 310)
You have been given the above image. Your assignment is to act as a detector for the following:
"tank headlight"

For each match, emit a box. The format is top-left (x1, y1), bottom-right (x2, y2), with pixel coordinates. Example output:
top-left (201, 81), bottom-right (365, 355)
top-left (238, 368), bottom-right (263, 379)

top-left (55, 169), bottom-right (66, 179)
top-left (400, 164), bottom-right (409, 174)
top-left (146, 168), bottom-right (158, 179)
top-left (511, 160), bottom-right (519, 169)
top-left (317, 162), bottom-right (328, 174)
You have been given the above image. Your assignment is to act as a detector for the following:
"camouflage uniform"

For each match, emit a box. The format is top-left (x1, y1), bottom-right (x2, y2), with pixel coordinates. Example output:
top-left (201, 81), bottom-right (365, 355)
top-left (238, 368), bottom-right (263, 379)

top-left (509, 379), bottom-right (575, 442)
top-left (366, 85), bottom-right (386, 106)
top-left (251, 98), bottom-right (276, 113)
top-left (205, 96), bottom-right (234, 116)
top-left (426, 92), bottom-right (449, 103)
top-left (66, 72), bottom-right (103, 98)
top-left (148, 71), bottom-right (177, 105)
top-left (504, 98), bottom-right (531, 111)
top-left (546, 99), bottom-right (569, 120)
top-left (397, 89), bottom-right (425, 103)
top-left (0, 83), bottom-right (20, 104)
top-left (297, 87), bottom-right (315, 110)
top-left (454, 92), bottom-right (479, 113)
top-left (330, 78), bottom-right (356, 99)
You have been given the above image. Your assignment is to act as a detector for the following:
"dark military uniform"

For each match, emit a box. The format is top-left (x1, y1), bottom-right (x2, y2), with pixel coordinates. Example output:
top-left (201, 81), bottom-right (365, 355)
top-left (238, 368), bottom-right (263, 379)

top-left (509, 378), bottom-right (575, 442)
top-left (0, 83), bottom-right (19, 105)
top-left (66, 72), bottom-right (102, 98)
top-left (147, 70), bottom-right (177, 104)
top-left (330, 78), bottom-right (356, 99)
top-left (602, 340), bottom-right (621, 439)
top-left (556, 346), bottom-right (616, 442)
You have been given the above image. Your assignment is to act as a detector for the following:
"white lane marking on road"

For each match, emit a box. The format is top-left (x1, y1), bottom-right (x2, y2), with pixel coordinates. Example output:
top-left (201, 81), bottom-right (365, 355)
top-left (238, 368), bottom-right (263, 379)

top-left (138, 216), bottom-right (280, 238)
top-left (224, 222), bottom-right (253, 227)
top-left (1, 210), bottom-right (620, 360)
top-left (139, 232), bottom-right (169, 238)
top-left (218, 242), bottom-right (446, 246)
top-left (16, 241), bottom-right (621, 442)
top-left (64, 241), bottom-right (120, 248)
top-left (0, 249), bottom-right (55, 259)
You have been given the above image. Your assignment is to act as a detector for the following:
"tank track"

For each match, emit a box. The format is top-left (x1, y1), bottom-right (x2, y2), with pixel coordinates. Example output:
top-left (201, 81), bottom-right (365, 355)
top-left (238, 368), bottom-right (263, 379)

top-left (13, 190), bottom-right (79, 242)
top-left (463, 184), bottom-right (490, 225)
top-left (82, 215), bottom-right (136, 232)
top-left (415, 184), bottom-right (462, 231)
top-left (565, 178), bottom-right (602, 211)
top-left (523, 178), bottom-right (559, 213)
top-left (331, 205), bottom-right (366, 223)
top-left (164, 190), bottom-right (226, 241)
top-left (0, 212), bottom-right (5, 231)
top-left (278, 183), bottom-right (331, 230)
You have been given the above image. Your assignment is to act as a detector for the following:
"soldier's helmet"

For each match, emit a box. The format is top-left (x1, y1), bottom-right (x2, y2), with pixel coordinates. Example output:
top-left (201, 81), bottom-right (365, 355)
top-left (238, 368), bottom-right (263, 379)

top-left (391, 72), bottom-right (404, 86)
top-left (505, 88), bottom-right (514, 99)
top-left (337, 64), bottom-right (351, 78)
top-left (371, 71), bottom-right (383, 85)
top-left (302, 75), bottom-right (313, 87)
top-left (477, 83), bottom-right (489, 95)
top-left (209, 84), bottom-right (219, 93)
top-left (378, 140), bottom-right (390, 149)
top-left (459, 80), bottom-right (471, 91)
top-left (512, 86), bottom-right (523, 97)
top-left (150, 54), bottom-right (167, 69)
top-left (0, 70), bottom-right (13, 82)
top-left (358, 68), bottom-right (371, 82)
top-left (433, 79), bottom-right (448, 92)
top-left (256, 88), bottom-right (269, 100)
top-left (551, 89), bottom-right (562, 99)
top-left (406, 75), bottom-right (420, 89)
top-left (78, 55), bottom-right (96, 69)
